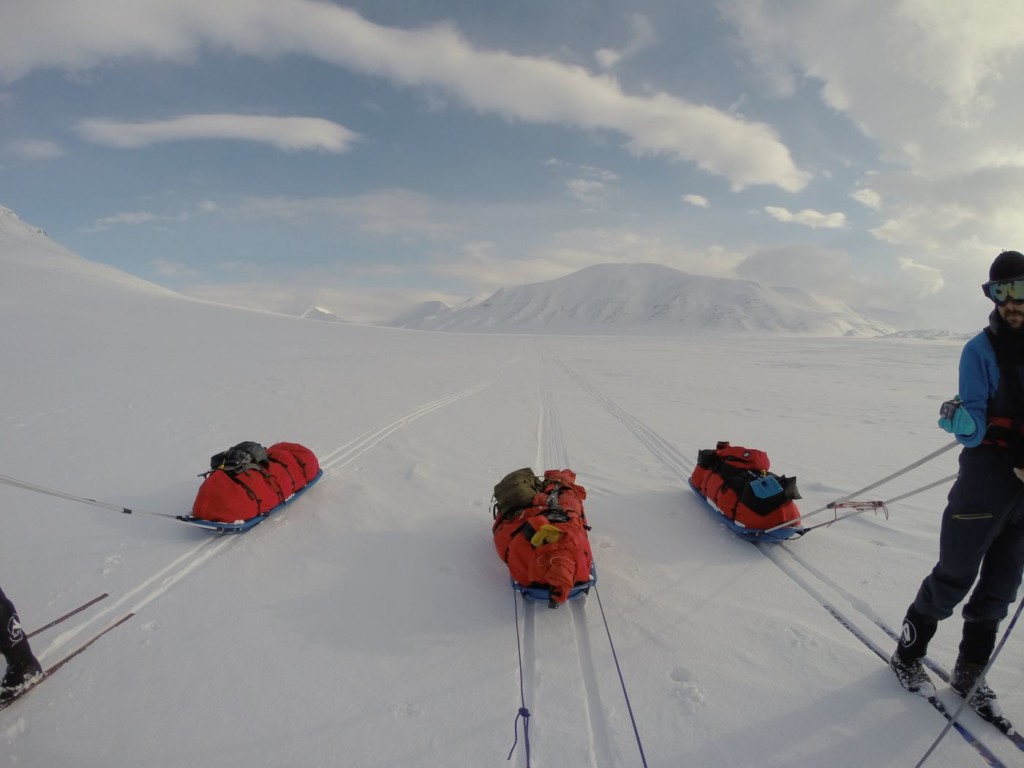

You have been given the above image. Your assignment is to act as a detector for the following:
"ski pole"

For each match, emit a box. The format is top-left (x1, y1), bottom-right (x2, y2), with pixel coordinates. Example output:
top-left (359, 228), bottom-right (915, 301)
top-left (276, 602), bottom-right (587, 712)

top-left (762, 440), bottom-right (958, 535)
top-left (0, 472), bottom-right (184, 524)
top-left (912, 595), bottom-right (1024, 768)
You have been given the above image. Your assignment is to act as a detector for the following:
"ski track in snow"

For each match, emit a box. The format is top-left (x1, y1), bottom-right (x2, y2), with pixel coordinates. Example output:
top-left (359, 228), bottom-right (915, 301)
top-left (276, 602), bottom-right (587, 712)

top-left (559, 361), bottom-right (694, 482)
top-left (513, 373), bottom-right (624, 767)
top-left (41, 382), bottom-right (496, 669)
top-left (318, 380), bottom-right (493, 472)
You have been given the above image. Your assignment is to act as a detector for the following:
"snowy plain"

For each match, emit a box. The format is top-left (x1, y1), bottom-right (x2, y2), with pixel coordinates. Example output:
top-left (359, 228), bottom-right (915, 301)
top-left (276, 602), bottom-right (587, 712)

top-left (1, 212), bottom-right (1021, 768)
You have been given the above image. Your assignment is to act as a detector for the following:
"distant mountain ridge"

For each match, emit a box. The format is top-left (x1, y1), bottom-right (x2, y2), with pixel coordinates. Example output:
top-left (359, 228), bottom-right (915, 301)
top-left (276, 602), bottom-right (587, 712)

top-left (0, 204), bottom-right (925, 337)
top-left (386, 263), bottom-right (896, 336)
top-left (300, 306), bottom-right (346, 322)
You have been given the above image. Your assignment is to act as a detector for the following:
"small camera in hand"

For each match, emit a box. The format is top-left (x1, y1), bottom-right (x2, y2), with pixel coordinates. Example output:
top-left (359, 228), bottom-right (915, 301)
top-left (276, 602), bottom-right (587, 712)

top-left (939, 397), bottom-right (962, 420)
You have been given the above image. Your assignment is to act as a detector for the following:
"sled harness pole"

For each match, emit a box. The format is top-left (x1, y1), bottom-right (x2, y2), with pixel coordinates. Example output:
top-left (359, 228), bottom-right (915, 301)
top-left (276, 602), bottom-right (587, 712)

top-left (507, 588), bottom-right (532, 767)
top-left (0, 472), bottom-right (183, 524)
top-left (913, 594), bottom-right (1024, 768)
top-left (789, 472), bottom-right (960, 535)
top-left (761, 440), bottom-right (959, 535)
top-left (594, 585), bottom-right (649, 767)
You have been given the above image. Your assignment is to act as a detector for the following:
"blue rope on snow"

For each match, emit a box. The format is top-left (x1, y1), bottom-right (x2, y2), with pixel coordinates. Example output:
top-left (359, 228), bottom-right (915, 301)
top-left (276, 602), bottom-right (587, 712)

top-left (507, 589), bottom-right (532, 766)
top-left (594, 584), bottom-right (649, 768)
top-left (507, 706), bottom-right (531, 764)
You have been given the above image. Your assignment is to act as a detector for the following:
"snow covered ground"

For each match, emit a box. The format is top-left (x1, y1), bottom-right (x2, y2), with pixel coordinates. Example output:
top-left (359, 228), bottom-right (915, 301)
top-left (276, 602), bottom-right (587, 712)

top-left (2, 220), bottom-right (1022, 767)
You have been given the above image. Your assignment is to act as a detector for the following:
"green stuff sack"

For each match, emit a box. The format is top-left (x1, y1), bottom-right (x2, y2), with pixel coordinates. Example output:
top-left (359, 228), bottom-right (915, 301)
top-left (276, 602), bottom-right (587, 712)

top-left (493, 468), bottom-right (543, 519)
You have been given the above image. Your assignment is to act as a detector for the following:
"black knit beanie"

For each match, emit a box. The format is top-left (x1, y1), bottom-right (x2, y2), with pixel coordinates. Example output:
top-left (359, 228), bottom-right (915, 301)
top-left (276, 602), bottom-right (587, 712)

top-left (990, 250), bottom-right (1024, 281)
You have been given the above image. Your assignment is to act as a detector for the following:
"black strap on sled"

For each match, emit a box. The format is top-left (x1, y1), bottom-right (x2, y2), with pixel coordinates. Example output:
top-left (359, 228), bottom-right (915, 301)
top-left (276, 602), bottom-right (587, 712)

top-left (269, 457), bottom-right (298, 488)
top-left (225, 471), bottom-right (265, 514)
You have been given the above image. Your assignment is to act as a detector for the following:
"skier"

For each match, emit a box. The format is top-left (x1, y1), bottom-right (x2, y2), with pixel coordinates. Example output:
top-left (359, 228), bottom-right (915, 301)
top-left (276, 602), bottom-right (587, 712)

top-left (890, 250), bottom-right (1024, 724)
top-left (0, 587), bottom-right (43, 701)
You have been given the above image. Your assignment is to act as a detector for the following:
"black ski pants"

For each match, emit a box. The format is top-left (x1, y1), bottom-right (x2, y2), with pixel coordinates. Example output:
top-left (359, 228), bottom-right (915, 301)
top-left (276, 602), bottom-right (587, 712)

top-left (912, 445), bottom-right (1024, 624)
top-left (0, 587), bottom-right (28, 659)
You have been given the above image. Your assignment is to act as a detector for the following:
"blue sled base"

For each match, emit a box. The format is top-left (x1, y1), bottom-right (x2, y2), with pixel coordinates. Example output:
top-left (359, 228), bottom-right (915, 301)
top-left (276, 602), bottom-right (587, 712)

top-left (687, 479), bottom-right (805, 542)
top-left (179, 469), bottom-right (324, 533)
top-left (512, 564), bottom-right (597, 604)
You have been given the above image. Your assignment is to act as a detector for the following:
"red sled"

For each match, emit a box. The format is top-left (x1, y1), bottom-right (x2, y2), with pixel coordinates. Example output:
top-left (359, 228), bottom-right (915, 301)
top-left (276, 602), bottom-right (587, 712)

top-left (180, 441), bottom-right (321, 533)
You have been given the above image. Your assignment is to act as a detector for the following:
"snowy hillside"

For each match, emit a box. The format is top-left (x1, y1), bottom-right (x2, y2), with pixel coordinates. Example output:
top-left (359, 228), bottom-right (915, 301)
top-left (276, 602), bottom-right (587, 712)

top-left (1, 210), bottom-right (1020, 768)
top-left (385, 299), bottom-right (453, 328)
top-left (300, 305), bottom-right (345, 322)
top-left (0, 205), bottom-right (176, 298)
top-left (386, 263), bottom-right (896, 336)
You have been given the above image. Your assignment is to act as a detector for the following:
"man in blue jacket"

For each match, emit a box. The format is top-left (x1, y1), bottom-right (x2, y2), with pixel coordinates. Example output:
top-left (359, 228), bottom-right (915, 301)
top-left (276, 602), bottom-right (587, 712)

top-left (890, 250), bottom-right (1024, 724)
top-left (0, 587), bottom-right (42, 702)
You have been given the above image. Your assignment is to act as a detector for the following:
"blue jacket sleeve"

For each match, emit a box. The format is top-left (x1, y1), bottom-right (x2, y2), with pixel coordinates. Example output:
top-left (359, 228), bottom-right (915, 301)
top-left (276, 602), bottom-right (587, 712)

top-left (956, 332), bottom-right (999, 448)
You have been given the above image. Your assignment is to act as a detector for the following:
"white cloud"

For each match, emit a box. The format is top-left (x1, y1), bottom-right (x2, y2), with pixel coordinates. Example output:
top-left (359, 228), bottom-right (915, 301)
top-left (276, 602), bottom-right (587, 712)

top-left (683, 194), bottom-right (709, 208)
top-left (153, 258), bottom-right (199, 278)
top-left (230, 191), bottom-right (462, 240)
top-left (733, 243), bottom-right (952, 324)
top-left (77, 114), bottom-right (359, 153)
top-left (724, 3), bottom-right (1024, 175)
top-left (579, 164), bottom-right (619, 182)
top-left (84, 209), bottom-right (190, 232)
top-left (595, 14), bottom-right (656, 70)
top-left (723, 1), bottom-right (1024, 286)
top-left (5, 138), bottom-right (63, 159)
top-left (565, 178), bottom-right (608, 207)
top-left (868, 165), bottom-right (1024, 271)
top-left (0, 2), bottom-right (808, 191)
top-left (898, 256), bottom-right (944, 297)
top-left (851, 187), bottom-right (881, 210)
top-left (764, 205), bottom-right (847, 229)
top-left (735, 244), bottom-right (851, 290)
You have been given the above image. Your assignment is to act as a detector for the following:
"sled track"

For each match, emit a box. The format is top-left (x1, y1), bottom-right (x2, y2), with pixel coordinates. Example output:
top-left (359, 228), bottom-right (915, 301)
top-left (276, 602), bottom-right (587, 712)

top-left (538, 379), bottom-right (569, 469)
top-left (49, 383), bottom-right (496, 658)
top-left (42, 535), bottom-right (230, 658)
top-left (319, 380), bottom-right (494, 473)
top-left (521, 378), bottom-right (621, 767)
top-left (560, 364), bottom-right (694, 484)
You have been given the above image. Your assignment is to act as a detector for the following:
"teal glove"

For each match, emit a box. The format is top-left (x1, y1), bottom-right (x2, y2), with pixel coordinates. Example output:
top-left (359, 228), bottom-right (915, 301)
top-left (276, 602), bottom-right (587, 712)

top-left (938, 398), bottom-right (976, 438)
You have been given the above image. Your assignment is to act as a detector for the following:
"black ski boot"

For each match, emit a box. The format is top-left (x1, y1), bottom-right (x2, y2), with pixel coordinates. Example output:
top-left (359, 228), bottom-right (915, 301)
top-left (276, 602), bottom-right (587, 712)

top-left (0, 655), bottom-right (43, 702)
top-left (951, 660), bottom-right (1003, 723)
top-left (889, 652), bottom-right (936, 698)
top-left (890, 605), bottom-right (938, 697)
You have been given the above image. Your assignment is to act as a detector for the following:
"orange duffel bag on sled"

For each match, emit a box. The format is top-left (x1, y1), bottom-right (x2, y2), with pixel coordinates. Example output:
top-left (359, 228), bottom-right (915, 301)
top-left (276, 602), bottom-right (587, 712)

top-left (689, 442), bottom-right (803, 541)
top-left (492, 468), bottom-right (596, 607)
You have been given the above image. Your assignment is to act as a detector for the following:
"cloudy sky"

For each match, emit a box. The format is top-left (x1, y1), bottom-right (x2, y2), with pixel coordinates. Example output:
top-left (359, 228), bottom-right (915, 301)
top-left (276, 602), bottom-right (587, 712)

top-left (2, 0), bottom-right (1024, 330)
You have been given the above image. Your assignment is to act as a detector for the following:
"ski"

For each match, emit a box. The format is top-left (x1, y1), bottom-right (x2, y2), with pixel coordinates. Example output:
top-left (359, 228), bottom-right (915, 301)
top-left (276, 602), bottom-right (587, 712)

top-left (769, 547), bottom-right (1024, 751)
top-left (762, 550), bottom-right (1005, 766)
top-left (871, 620), bottom-right (1023, 749)
top-left (0, 612), bottom-right (134, 712)
top-left (26, 593), bottom-right (110, 639)
top-left (817, 601), bottom-right (1007, 766)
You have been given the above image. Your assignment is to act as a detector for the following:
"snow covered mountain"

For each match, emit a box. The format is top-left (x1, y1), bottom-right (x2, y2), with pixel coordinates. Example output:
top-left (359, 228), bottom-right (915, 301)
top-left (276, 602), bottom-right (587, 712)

top-left (300, 305), bottom-right (345, 322)
top-left (385, 299), bottom-right (453, 328)
top-left (0, 205), bottom-right (177, 300)
top-left (386, 263), bottom-right (896, 336)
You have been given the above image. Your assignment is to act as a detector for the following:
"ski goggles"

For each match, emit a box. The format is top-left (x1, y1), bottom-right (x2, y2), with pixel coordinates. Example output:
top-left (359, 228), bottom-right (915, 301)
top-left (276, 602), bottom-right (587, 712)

top-left (982, 279), bottom-right (1024, 305)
